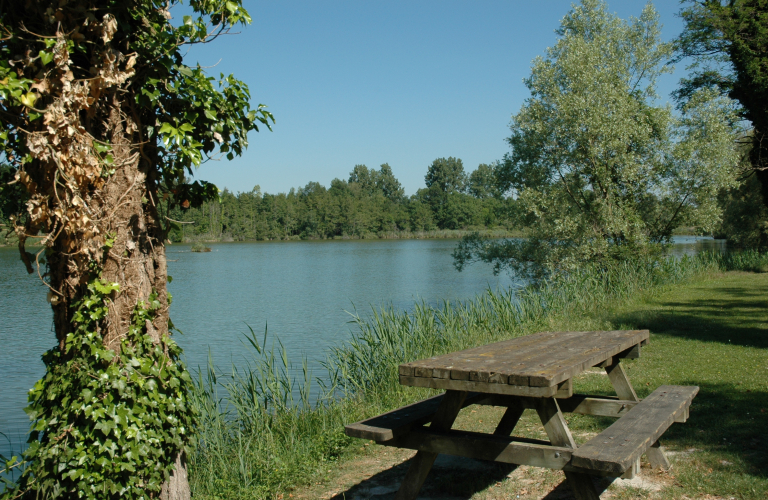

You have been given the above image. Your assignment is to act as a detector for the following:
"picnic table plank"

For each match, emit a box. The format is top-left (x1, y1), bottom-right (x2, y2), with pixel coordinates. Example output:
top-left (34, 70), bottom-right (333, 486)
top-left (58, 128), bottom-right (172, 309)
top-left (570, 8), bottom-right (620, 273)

top-left (399, 330), bottom-right (649, 389)
top-left (399, 374), bottom-right (565, 397)
top-left (347, 330), bottom-right (697, 500)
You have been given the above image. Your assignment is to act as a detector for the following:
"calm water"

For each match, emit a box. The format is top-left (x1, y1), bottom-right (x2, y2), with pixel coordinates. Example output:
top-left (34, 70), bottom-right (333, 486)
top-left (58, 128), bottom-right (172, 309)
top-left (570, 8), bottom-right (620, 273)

top-left (0, 236), bottom-right (725, 458)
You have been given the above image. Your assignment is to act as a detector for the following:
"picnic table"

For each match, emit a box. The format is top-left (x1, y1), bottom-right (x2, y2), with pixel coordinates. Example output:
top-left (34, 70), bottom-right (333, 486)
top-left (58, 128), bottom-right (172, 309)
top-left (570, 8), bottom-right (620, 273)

top-left (345, 330), bottom-right (698, 500)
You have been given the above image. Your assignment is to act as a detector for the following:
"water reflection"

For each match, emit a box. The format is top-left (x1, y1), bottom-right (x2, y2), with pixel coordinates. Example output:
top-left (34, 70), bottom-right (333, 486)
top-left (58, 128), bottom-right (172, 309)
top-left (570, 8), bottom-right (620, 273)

top-left (668, 236), bottom-right (727, 258)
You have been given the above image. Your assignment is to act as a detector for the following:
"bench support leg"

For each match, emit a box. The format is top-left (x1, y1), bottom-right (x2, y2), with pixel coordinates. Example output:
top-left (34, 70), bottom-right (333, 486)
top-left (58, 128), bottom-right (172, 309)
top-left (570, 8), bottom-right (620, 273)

top-left (621, 458), bottom-right (641, 479)
top-left (493, 399), bottom-right (525, 436)
top-left (645, 440), bottom-right (671, 470)
top-left (534, 398), bottom-right (601, 500)
top-left (564, 471), bottom-right (602, 500)
top-left (394, 390), bottom-right (467, 500)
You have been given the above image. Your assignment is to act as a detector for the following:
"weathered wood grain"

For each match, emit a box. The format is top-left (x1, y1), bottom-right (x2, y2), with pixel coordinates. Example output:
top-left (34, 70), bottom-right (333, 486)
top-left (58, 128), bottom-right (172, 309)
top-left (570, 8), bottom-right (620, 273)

top-left (399, 330), bottom-right (649, 390)
top-left (394, 390), bottom-right (466, 500)
top-left (556, 394), bottom-right (638, 417)
top-left (646, 439), bottom-right (671, 469)
top-left (384, 428), bottom-right (573, 470)
top-left (344, 391), bottom-right (484, 442)
top-left (533, 397), bottom-right (601, 500)
top-left (534, 398), bottom-right (577, 449)
top-left (399, 375), bottom-right (559, 397)
top-left (571, 385), bottom-right (699, 475)
top-left (605, 361), bottom-right (639, 402)
top-left (493, 401), bottom-right (525, 436)
top-left (621, 458), bottom-right (640, 479)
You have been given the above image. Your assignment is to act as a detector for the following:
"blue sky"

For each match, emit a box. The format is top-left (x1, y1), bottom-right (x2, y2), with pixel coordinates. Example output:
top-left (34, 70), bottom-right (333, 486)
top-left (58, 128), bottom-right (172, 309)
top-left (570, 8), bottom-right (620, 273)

top-left (180, 1), bottom-right (688, 196)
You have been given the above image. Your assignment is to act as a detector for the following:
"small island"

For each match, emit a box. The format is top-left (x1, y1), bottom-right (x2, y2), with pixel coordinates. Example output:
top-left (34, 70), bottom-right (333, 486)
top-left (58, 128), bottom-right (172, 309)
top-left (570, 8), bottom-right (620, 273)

top-left (190, 242), bottom-right (212, 253)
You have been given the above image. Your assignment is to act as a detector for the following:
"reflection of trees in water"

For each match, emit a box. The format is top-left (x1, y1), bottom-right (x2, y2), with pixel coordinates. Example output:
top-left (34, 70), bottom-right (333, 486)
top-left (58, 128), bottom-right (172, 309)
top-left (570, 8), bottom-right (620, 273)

top-left (669, 237), bottom-right (728, 258)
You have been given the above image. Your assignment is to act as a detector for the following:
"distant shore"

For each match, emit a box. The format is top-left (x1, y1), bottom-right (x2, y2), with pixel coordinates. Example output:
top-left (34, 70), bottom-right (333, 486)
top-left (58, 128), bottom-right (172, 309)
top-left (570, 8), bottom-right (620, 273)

top-left (2, 228), bottom-right (715, 247)
top-left (172, 228), bottom-right (525, 244)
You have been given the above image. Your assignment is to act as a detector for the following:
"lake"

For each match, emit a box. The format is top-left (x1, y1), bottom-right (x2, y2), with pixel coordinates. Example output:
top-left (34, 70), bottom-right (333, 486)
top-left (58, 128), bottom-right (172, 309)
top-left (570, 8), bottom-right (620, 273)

top-left (0, 236), bottom-right (724, 458)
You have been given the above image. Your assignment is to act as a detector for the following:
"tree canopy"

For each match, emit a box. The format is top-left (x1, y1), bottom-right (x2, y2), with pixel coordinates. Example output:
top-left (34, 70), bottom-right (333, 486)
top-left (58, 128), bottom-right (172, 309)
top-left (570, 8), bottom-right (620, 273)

top-left (454, 0), bottom-right (740, 278)
top-left (675, 0), bottom-right (768, 206)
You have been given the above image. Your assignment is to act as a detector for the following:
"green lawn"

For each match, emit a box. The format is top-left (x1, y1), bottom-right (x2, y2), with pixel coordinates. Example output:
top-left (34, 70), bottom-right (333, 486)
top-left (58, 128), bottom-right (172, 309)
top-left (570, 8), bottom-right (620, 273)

top-left (566, 270), bottom-right (768, 499)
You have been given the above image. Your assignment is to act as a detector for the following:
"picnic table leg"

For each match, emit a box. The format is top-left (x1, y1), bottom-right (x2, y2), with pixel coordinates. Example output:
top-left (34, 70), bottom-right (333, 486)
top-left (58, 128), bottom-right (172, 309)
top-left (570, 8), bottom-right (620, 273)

top-left (605, 361), bottom-right (638, 402)
top-left (606, 360), bottom-right (671, 470)
top-left (394, 390), bottom-right (467, 500)
top-left (493, 398), bottom-right (525, 436)
top-left (534, 398), bottom-right (601, 500)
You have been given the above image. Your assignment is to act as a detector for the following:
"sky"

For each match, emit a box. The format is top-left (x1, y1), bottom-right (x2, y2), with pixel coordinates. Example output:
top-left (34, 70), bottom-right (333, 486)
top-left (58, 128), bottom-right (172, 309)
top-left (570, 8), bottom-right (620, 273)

top-left (179, 0), bottom-right (689, 196)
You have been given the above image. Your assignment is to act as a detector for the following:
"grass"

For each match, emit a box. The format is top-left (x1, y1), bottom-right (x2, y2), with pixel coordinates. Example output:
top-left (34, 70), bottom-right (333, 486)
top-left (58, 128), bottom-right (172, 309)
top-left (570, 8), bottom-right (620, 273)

top-left (3, 243), bottom-right (765, 498)
top-left (530, 269), bottom-right (768, 499)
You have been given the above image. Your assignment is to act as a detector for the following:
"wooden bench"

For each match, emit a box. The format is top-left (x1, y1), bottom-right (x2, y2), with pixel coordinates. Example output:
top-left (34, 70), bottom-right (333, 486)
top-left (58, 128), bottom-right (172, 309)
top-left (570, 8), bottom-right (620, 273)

top-left (570, 385), bottom-right (699, 475)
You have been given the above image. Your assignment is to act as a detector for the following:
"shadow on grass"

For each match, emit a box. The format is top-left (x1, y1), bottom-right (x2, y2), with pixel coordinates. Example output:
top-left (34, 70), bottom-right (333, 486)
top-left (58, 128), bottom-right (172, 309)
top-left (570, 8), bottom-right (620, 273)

top-left (613, 283), bottom-right (768, 349)
top-left (657, 381), bottom-right (768, 477)
top-left (328, 454), bottom-right (516, 499)
top-left (326, 451), bottom-right (620, 500)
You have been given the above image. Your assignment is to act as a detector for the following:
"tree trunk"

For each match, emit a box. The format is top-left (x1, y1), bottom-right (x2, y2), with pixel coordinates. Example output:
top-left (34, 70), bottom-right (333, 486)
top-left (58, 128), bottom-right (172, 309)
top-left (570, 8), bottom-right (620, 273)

top-left (41, 91), bottom-right (191, 498)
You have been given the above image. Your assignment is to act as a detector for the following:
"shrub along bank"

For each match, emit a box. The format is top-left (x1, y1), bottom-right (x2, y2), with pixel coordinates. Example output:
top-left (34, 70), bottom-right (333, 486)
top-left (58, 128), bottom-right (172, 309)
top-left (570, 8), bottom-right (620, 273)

top-left (181, 251), bottom-right (768, 499)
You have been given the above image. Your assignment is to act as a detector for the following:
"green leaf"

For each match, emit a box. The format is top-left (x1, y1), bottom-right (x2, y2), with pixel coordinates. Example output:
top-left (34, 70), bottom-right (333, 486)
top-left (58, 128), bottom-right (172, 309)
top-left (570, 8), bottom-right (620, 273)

top-left (93, 141), bottom-right (112, 154)
top-left (19, 92), bottom-right (37, 107)
top-left (178, 65), bottom-right (194, 77)
top-left (38, 50), bottom-right (54, 66)
top-left (158, 122), bottom-right (175, 135)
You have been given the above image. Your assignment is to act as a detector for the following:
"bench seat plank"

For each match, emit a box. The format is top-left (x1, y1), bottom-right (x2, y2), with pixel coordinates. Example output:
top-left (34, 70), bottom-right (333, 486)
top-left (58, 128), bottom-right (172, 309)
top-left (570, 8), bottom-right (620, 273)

top-left (345, 392), bottom-right (484, 441)
top-left (571, 385), bottom-right (699, 475)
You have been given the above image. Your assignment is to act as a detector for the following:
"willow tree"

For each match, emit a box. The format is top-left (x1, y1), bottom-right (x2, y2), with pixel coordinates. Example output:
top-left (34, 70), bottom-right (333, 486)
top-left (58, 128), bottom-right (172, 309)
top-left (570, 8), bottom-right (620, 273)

top-left (0, 1), bottom-right (272, 498)
top-left (454, 0), bottom-right (740, 278)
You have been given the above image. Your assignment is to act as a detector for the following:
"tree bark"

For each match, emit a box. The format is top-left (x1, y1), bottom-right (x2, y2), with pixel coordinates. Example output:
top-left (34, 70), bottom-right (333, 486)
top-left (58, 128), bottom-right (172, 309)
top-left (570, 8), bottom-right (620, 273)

top-left (42, 90), bottom-right (190, 498)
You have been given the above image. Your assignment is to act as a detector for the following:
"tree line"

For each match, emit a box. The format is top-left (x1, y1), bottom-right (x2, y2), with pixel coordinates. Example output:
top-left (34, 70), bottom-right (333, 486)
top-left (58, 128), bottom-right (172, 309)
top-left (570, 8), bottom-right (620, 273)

top-left (165, 159), bottom-right (518, 241)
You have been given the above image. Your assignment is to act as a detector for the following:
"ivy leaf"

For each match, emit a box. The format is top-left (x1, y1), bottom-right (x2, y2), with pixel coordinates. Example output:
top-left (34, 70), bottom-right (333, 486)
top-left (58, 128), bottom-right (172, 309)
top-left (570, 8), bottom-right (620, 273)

top-left (92, 141), bottom-right (112, 154)
top-left (19, 92), bottom-right (37, 108)
top-left (38, 50), bottom-right (54, 66)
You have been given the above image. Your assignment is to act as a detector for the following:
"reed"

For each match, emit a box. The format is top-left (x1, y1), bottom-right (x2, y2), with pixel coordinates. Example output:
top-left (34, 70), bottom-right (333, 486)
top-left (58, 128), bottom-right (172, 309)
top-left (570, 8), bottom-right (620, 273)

top-left (187, 251), bottom-right (752, 499)
top-left (705, 248), bottom-right (768, 273)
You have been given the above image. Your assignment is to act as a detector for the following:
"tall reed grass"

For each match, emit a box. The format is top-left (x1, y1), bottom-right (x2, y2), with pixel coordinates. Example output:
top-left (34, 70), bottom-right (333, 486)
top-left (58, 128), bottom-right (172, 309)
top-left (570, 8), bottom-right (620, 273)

top-left (186, 251), bottom-right (758, 499)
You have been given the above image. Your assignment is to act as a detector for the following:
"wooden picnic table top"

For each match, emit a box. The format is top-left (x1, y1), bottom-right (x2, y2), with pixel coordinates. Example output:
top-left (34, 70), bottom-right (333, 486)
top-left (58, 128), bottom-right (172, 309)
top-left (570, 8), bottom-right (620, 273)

top-left (399, 330), bottom-right (649, 391)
